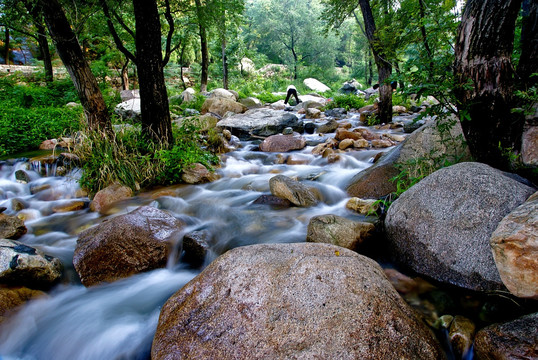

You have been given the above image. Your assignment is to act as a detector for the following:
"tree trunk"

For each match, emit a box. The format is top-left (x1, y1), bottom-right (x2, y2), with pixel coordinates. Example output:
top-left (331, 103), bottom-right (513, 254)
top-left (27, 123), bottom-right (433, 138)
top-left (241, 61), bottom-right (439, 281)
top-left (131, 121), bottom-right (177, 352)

top-left (195, 0), bottom-right (208, 92)
top-left (454, 0), bottom-right (523, 170)
top-left (517, 0), bottom-right (538, 88)
top-left (418, 0), bottom-right (434, 76)
top-left (358, 0), bottom-right (392, 124)
top-left (39, 0), bottom-right (111, 132)
top-left (133, 0), bottom-right (173, 145)
top-left (221, 36), bottom-right (228, 89)
top-left (4, 27), bottom-right (9, 65)
top-left (22, 1), bottom-right (53, 83)
top-left (121, 58), bottom-right (129, 90)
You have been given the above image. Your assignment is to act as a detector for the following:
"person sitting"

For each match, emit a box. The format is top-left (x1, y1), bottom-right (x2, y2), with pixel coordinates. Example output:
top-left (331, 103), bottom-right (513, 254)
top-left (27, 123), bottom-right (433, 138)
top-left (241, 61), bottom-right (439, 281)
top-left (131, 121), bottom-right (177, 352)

top-left (284, 85), bottom-right (302, 105)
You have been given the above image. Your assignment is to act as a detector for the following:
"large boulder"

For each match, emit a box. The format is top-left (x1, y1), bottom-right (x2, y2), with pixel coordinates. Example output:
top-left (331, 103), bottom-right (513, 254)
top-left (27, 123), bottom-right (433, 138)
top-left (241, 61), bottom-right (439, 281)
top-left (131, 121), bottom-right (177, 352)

top-left (346, 117), bottom-right (471, 199)
top-left (474, 312), bottom-right (538, 359)
top-left (180, 87), bottom-right (196, 103)
top-left (490, 191), bottom-right (538, 299)
top-left (89, 183), bottom-right (133, 214)
top-left (238, 97), bottom-right (262, 109)
top-left (216, 108), bottom-right (303, 140)
top-left (152, 243), bottom-right (444, 360)
top-left (0, 239), bottom-right (62, 289)
top-left (306, 214), bottom-right (375, 251)
top-left (0, 214), bottom-right (27, 239)
top-left (269, 175), bottom-right (319, 207)
top-left (201, 98), bottom-right (247, 117)
top-left (340, 79), bottom-right (363, 94)
top-left (239, 57), bottom-right (255, 74)
top-left (385, 162), bottom-right (536, 291)
top-left (210, 88), bottom-right (237, 100)
top-left (114, 98), bottom-right (141, 122)
top-left (303, 78), bottom-right (330, 92)
top-left (259, 133), bottom-right (306, 152)
top-left (119, 89), bottom-right (140, 102)
top-left (73, 206), bottom-right (184, 287)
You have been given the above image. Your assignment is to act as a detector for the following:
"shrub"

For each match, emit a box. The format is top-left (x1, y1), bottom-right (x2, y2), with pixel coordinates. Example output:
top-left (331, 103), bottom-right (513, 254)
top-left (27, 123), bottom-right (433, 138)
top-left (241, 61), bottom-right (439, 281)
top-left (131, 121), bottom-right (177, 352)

top-left (325, 94), bottom-right (366, 111)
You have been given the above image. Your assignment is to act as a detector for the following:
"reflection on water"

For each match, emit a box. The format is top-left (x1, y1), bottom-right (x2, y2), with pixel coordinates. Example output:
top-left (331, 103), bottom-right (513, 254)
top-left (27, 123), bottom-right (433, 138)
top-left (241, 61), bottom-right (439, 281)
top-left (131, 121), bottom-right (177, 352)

top-left (0, 115), bottom-right (395, 359)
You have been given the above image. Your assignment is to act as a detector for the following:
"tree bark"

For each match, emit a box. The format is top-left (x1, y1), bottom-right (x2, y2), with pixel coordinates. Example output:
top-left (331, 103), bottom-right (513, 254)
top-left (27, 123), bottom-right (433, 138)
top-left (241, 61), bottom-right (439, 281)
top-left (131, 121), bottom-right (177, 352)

top-left (121, 58), bottom-right (129, 91)
top-left (4, 27), bottom-right (9, 65)
top-left (35, 22), bottom-right (53, 83)
top-left (221, 37), bottom-right (228, 89)
top-left (39, 0), bottom-right (110, 132)
top-left (454, 0), bottom-right (523, 169)
top-left (133, 0), bottom-right (173, 145)
top-left (358, 0), bottom-right (392, 124)
top-left (517, 0), bottom-right (538, 88)
top-left (195, 0), bottom-right (208, 92)
top-left (418, 0), bottom-right (434, 76)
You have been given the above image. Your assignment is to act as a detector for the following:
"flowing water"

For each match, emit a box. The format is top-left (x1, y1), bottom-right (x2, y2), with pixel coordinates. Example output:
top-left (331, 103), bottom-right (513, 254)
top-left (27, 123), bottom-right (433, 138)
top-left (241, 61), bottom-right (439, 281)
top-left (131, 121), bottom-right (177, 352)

top-left (0, 113), bottom-right (402, 360)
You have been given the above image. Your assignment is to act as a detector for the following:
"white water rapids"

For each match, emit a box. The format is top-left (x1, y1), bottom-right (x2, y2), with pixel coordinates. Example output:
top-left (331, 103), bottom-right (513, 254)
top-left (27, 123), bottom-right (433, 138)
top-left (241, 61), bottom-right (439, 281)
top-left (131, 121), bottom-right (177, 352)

top-left (0, 114), bottom-right (399, 359)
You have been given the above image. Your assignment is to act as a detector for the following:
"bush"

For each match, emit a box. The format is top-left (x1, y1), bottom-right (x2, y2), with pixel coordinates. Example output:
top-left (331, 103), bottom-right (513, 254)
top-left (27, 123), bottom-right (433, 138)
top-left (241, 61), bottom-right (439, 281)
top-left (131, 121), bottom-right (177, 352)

top-left (75, 118), bottom-right (219, 195)
top-left (325, 94), bottom-right (366, 111)
top-left (0, 103), bottom-right (83, 156)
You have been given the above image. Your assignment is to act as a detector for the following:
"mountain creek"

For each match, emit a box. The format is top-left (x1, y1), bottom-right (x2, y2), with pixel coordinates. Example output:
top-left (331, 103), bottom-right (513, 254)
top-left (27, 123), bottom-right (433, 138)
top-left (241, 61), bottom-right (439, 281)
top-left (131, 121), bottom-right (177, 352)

top-left (0, 106), bottom-right (536, 360)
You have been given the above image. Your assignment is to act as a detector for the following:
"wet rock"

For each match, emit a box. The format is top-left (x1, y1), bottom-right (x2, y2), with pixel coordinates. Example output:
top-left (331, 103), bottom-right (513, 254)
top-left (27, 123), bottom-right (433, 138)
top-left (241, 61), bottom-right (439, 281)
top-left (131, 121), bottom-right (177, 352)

top-left (338, 138), bottom-right (354, 150)
top-left (0, 287), bottom-right (46, 324)
top-left (217, 108), bottom-right (303, 140)
top-left (182, 230), bottom-right (211, 266)
top-left (181, 163), bottom-right (219, 184)
top-left (346, 147), bottom-right (401, 199)
top-left (346, 197), bottom-right (379, 215)
top-left (38, 139), bottom-right (58, 150)
top-left (474, 312), bottom-right (538, 359)
top-left (297, 95), bottom-right (328, 108)
top-left (252, 195), bottom-right (292, 208)
top-left (14, 170), bottom-right (31, 183)
top-left (383, 268), bottom-right (420, 294)
top-left (259, 133), bottom-right (306, 153)
top-left (304, 122), bottom-right (316, 134)
top-left (11, 198), bottom-right (27, 211)
top-left (89, 183), bottom-right (133, 214)
top-left (490, 191), bottom-right (538, 299)
top-left (51, 200), bottom-right (87, 213)
top-left (238, 97), bottom-right (262, 109)
top-left (371, 139), bottom-right (394, 148)
top-left (340, 79), bottom-right (362, 94)
top-left (335, 129), bottom-right (362, 141)
top-left (0, 214), bottom-right (27, 239)
top-left (305, 108), bottom-right (321, 119)
top-left (355, 127), bottom-right (378, 141)
top-left (385, 162), bottom-right (536, 291)
top-left (392, 105), bottom-right (407, 114)
top-left (303, 78), bottom-right (330, 92)
top-left (201, 97), bottom-right (247, 117)
top-left (270, 100), bottom-right (286, 110)
top-left (286, 154), bottom-right (310, 165)
top-left (152, 243), bottom-right (444, 360)
top-left (353, 139), bottom-right (369, 148)
top-left (324, 108), bottom-right (347, 118)
top-left (384, 133), bottom-right (406, 142)
top-left (269, 175), bottom-right (319, 207)
top-left (29, 183), bottom-right (51, 194)
top-left (317, 119), bottom-right (339, 134)
top-left (306, 214), bottom-right (375, 251)
top-left (449, 316), bottom-right (475, 359)
top-left (73, 206), bottom-right (184, 287)
top-left (0, 239), bottom-right (62, 289)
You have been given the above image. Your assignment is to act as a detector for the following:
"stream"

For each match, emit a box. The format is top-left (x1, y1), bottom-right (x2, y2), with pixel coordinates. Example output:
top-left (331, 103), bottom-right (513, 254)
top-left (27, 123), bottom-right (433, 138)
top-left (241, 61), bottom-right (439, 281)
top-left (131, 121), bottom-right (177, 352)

top-left (0, 112), bottom-right (400, 360)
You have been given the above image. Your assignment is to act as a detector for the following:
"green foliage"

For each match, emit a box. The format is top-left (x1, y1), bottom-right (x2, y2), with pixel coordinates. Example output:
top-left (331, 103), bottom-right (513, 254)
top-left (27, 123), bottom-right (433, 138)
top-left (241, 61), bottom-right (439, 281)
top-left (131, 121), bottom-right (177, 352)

top-left (75, 117), bottom-right (219, 195)
top-left (326, 94), bottom-right (366, 111)
top-left (0, 75), bottom-right (83, 156)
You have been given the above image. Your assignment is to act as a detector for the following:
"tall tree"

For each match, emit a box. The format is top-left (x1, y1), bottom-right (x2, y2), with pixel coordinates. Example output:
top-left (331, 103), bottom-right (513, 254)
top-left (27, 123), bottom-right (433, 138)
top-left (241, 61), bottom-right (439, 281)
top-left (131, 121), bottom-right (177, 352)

top-left (38, 0), bottom-right (111, 132)
top-left (132, 0), bottom-right (173, 144)
top-left (194, 0), bottom-right (210, 92)
top-left (454, 0), bottom-right (524, 169)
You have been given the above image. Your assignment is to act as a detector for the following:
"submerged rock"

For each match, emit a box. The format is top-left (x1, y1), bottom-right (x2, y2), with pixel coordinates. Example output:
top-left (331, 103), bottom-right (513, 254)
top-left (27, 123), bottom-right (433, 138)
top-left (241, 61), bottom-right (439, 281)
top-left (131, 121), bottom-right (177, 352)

top-left (0, 239), bottom-right (62, 289)
top-left (0, 287), bottom-right (46, 324)
top-left (385, 162), bottom-right (536, 291)
top-left (73, 206), bottom-right (184, 287)
top-left (259, 133), bottom-right (306, 153)
top-left (152, 243), bottom-right (444, 360)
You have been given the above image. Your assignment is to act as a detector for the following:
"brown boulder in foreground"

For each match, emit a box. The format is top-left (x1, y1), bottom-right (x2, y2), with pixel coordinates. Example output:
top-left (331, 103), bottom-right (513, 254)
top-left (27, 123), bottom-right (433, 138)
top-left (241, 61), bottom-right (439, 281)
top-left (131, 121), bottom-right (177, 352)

top-left (152, 243), bottom-right (443, 360)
